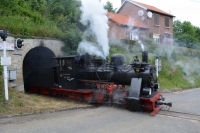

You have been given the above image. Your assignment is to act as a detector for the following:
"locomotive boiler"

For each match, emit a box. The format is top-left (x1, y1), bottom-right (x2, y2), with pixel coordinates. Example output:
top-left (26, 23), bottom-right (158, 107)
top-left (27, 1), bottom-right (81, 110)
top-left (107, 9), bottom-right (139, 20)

top-left (26, 48), bottom-right (171, 115)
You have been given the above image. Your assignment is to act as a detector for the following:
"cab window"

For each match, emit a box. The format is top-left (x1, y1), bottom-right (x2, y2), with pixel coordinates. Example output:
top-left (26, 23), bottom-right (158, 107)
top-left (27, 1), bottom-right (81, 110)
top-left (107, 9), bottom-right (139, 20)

top-left (58, 59), bottom-right (72, 71)
top-left (65, 59), bottom-right (72, 71)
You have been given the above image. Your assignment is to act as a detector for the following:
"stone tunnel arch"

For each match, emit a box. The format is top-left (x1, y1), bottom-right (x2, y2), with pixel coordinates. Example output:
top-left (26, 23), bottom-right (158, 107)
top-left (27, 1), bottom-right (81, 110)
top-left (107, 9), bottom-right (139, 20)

top-left (23, 46), bottom-right (57, 92)
top-left (0, 37), bottom-right (64, 92)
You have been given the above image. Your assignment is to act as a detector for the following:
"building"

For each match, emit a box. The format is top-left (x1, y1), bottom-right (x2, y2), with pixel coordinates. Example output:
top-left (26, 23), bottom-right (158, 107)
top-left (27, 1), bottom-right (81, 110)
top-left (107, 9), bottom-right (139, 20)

top-left (107, 0), bottom-right (175, 45)
top-left (107, 12), bottom-right (148, 40)
top-left (107, 12), bottom-right (148, 41)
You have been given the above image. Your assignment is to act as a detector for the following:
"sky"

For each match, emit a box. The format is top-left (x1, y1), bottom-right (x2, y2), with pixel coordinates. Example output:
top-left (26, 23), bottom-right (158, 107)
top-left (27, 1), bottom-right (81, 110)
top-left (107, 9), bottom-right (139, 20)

top-left (101, 0), bottom-right (200, 27)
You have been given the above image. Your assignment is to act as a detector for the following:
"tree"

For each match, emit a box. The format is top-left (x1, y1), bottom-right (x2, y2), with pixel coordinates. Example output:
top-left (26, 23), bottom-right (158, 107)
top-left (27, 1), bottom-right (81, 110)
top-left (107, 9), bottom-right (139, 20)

top-left (173, 20), bottom-right (199, 48)
top-left (104, 1), bottom-right (116, 13)
top-left (49, 0), bottom-right (83, 54)
top-left (195, 26), bottom-right (200, 42)
top-left (182, 21), bottom-right (196, 36)
top-left (175, 34), bottom-right (197, 48)
top-left (173, 20), bottom-right (183, 38)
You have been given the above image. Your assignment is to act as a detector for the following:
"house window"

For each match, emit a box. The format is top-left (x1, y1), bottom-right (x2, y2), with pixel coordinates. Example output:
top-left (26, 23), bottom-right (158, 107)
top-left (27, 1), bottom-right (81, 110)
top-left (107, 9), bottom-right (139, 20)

top-left (130, 32), bottom-right (138, 41)
top-left (163, 33), bottom-right (172, 45)
top-left (164, 33), bottom-right (170, 38)
top-left (129, 32), bottom-right (144, 41)
top-left (165, 17), bottom-right (170, 27)
top-left (153, 34), bottom-right (160, 44)
top-left (154, 14), bottom-right (159, 25)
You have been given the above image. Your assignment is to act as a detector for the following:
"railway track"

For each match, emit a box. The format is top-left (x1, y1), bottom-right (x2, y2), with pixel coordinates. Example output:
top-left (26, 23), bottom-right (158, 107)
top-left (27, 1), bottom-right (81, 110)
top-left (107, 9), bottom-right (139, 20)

top-left (158, 109), bottom-right (200, 121)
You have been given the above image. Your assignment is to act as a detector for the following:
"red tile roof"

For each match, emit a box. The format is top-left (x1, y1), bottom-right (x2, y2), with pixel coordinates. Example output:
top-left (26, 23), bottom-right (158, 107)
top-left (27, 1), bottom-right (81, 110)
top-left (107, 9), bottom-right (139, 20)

top-left (107, 12), bottom-right (148, 29)
top-left (122, 0), bottom-right (175, 17)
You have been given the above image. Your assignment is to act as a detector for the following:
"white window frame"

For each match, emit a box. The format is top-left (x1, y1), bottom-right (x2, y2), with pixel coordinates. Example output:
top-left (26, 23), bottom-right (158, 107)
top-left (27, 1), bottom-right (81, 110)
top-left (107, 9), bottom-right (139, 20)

top-left (153, 34), bottom-right (160, 44)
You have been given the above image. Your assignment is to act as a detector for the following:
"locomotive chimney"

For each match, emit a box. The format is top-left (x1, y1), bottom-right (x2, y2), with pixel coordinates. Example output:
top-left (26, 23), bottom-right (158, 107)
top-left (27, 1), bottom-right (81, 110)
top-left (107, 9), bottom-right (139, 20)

top-left (142, 51), bottom-right (148, 63)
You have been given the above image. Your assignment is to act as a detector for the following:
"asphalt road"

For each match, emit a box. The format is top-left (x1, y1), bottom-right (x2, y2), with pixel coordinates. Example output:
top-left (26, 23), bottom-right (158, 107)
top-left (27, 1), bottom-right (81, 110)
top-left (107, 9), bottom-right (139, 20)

top-left (1, 88), bottom-right (200, 133)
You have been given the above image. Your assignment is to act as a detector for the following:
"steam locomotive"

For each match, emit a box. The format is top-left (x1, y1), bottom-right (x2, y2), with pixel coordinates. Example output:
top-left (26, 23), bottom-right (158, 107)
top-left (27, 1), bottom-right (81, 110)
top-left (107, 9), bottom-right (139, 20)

top-left (25, 47), bottom-right (171, 115)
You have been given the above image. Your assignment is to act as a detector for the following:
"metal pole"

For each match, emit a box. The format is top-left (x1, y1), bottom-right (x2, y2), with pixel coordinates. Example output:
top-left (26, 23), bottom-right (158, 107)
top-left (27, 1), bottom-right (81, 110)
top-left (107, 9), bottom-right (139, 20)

top-left (155, 55), bottom-right (159, 78)
top-left (0, 30), bottom-right (9, 101)
top-left (156, 59), bottom-right (158, 77)
top-left (3, 40), bottom-right (8, 101)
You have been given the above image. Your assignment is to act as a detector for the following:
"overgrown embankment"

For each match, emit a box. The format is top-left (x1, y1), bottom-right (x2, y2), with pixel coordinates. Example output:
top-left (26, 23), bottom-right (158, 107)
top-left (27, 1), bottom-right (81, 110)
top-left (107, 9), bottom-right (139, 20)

top-left (0, 0), bottom-right (83, 54)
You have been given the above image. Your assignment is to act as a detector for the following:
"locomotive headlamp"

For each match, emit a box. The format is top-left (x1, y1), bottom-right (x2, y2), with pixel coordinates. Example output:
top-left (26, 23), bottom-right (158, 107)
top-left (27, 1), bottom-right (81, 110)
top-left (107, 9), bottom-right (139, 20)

top-left (135, 69), bottom-right (140, 72)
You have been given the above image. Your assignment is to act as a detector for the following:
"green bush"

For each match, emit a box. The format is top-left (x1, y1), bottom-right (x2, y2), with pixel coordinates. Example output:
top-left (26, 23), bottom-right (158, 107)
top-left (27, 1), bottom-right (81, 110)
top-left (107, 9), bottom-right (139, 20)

top-left (145, 38), bottom-right (154, 45)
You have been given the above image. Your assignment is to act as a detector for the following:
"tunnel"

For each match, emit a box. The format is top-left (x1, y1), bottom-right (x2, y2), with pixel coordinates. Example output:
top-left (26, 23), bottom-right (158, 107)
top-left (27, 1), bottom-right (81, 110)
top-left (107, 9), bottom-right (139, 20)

top-left (23, 45), bottom-right (57, 92)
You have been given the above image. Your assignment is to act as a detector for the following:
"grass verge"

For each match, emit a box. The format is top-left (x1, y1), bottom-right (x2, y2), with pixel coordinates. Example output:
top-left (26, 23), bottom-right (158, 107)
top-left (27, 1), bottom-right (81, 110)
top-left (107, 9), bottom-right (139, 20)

top-left (0, 87), bottom-right (86, 117)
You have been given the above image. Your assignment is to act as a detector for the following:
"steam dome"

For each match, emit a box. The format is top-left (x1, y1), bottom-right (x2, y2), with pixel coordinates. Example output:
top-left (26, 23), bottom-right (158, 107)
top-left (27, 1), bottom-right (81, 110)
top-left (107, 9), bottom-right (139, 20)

top-left (111, 54), bottom-right (125, 67)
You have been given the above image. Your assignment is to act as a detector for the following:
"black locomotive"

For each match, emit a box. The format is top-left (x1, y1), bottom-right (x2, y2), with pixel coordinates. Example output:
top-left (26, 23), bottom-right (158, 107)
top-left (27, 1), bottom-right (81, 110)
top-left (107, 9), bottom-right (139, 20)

top-left (24, 46), bottom-right (171, 115)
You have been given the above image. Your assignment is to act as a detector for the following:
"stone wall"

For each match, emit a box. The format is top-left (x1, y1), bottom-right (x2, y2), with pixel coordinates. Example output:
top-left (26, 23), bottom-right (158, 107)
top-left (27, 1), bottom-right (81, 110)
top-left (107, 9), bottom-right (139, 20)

top-left (0, 36), bottom-right (65, 92)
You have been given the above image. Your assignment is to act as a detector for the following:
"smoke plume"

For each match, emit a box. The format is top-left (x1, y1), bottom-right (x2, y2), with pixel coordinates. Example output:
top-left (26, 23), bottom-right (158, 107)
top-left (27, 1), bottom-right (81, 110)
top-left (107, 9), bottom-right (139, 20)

top-left (78, 0), bottom-right (109, 59)
top-left (127, 17), bottom-right (145, 51)
top-left (129, 29), bottom-right (144, 51)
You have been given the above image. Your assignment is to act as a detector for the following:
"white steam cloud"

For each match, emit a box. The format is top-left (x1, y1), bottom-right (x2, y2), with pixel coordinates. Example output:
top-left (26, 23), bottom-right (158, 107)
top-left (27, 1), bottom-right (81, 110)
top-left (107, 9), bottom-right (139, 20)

top-left (155, 46), bottom-right (200, 84)
top-left (129, 29), bottom-right (144, 51)
top-left (126, 16), bottom-right (145, 51)
top-left (175, 60), bottom-right (195, 84)
top-left (78, 0), bottom-right (109, 59)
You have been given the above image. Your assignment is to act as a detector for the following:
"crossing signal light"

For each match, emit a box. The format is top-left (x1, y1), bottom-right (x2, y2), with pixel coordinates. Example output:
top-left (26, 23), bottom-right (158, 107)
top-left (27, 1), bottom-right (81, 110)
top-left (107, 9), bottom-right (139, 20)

top-left (15, 38), bottom-right (24, 49)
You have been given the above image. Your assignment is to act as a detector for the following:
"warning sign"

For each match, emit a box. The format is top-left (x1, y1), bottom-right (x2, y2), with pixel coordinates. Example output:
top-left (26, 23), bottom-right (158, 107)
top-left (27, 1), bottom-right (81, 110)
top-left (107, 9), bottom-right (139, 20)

top-left (0, 42), bottom-right (14, 50)
top-left (1, 57), bottom-right (11, 65)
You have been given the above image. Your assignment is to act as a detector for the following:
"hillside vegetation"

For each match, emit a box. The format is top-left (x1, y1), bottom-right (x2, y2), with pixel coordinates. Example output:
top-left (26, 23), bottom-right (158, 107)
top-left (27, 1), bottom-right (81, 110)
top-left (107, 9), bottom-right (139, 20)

top-left (109, 39), bottom-right (200, 90)
top-left (0, 0), bottom-right (83, 53)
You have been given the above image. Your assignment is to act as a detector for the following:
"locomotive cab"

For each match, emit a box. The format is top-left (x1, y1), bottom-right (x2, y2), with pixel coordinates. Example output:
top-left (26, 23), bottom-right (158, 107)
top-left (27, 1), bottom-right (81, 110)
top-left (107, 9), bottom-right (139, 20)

top-left (52, 56), bottom-right (77, 89)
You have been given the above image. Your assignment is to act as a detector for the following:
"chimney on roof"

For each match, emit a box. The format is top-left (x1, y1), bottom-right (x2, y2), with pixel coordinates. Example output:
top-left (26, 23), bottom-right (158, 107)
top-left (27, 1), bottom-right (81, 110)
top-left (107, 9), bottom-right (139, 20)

top-left (121, 0), bottom-right (125, 5)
